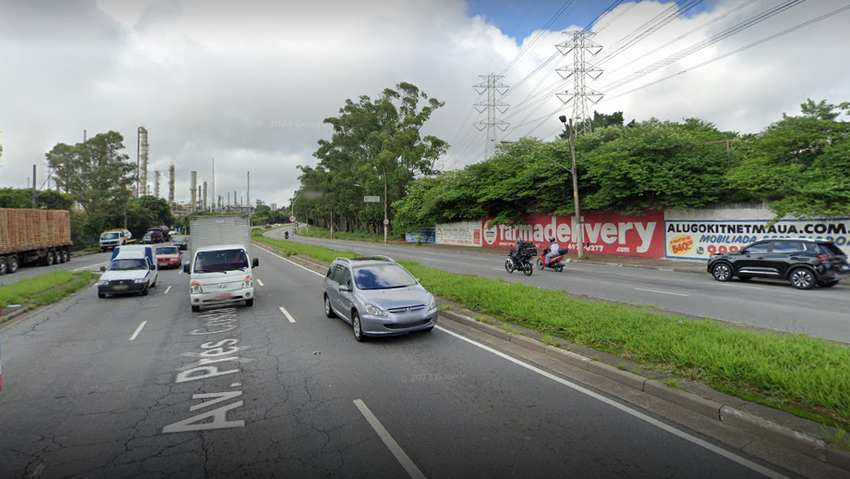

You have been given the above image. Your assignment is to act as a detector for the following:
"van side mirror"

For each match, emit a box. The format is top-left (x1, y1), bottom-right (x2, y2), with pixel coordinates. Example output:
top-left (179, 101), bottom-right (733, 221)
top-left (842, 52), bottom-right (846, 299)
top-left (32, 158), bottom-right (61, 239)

top-left (253, 258), bottom-right (259, 268)
top-left (183, 263), bottom-right (190, 273)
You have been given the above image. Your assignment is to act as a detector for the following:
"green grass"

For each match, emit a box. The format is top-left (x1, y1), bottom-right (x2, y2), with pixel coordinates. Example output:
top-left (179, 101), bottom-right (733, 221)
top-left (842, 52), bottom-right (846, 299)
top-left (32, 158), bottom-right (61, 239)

top-left (253, 234), bottom-right (850, 427)
top-left (663, 378), bottom-right (683, 389)
top-left (291, 225), bottom-right (404, 242)
top-left (438, 305), bottom-right (452, 311)
top-left (0, 271), bottom-right (94, 309)
top-left (822, 426), bottom-right (850, 452)
top-left (541, 335), bottom-right (556, 346)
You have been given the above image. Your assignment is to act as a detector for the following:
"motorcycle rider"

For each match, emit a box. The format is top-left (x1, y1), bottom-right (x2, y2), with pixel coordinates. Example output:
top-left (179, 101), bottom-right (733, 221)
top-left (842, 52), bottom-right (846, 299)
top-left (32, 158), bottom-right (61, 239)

top-left (544, 237), bottom-right (560, 266)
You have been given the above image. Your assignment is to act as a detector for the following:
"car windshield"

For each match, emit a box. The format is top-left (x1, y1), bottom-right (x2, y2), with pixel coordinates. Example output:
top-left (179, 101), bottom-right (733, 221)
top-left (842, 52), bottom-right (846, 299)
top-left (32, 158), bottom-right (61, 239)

top-left (156, 247), bottom-right (178, 255)
top-left (353, 264), bottom-right (417, 290)
top-left (101, 232), bottom-right (120, 239)
top-left (194, 249), bottom-right (248, 273)
top-left (110, 259), bottom-right (147, 271)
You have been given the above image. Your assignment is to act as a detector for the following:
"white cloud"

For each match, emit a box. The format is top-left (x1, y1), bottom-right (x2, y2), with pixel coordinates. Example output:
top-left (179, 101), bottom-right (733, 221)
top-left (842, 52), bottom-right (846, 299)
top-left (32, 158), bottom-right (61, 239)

top-left (1, 0), bottom-right (848, 207)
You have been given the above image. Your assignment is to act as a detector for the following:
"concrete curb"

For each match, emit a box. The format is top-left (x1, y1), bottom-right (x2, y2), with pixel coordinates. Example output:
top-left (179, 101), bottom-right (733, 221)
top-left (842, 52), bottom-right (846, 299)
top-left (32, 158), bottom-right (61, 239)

top-left (437, 308), bottom-right (849, 472)
top-left (271, 244), bottom-right (850, 473)
top-left (0, 306), bottom-right (31, 326)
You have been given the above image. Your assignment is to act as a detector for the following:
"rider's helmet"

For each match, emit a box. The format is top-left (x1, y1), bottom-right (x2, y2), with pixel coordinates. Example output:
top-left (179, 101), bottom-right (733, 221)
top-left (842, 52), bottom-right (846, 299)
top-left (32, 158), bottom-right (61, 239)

top-left (549, 237), bottom-right (556, 243)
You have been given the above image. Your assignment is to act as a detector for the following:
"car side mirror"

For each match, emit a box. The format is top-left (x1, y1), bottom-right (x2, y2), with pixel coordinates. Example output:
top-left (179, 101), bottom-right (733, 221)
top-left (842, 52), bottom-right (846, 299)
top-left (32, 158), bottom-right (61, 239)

top-left (339, 285), bottom-right (351, 293)
top-left (183, 263), bottom-right (190, 273)
top-left (253, 258), bottom-right (259, 268)
top-left (100, 266), bottom-right (106, 272)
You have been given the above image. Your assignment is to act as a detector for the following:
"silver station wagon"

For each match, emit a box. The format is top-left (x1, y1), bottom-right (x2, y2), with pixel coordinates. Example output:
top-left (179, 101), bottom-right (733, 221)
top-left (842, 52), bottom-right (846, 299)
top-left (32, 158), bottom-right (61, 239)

top-left (323, 256), bottom-right (438, 342)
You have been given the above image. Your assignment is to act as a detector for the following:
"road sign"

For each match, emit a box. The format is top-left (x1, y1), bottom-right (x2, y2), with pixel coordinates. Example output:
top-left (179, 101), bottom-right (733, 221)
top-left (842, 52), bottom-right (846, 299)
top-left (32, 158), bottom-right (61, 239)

top-left (383, 218), bottom-right (389, 226)
top-left (289, 215), bottom-right (296, 223)
top-left (364, 196), bottom-right (381, 203)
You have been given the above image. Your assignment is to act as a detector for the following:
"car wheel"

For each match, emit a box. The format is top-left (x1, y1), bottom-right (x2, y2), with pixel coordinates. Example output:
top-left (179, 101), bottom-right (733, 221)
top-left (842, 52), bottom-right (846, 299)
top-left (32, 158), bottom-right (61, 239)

top-left (711, 262), bottom-right (732, 282)
top-left (522, 260), bottom-right (533, 276)
top-left (789, 268), bottom-right (815, 290)
top-left (352, 311), bottom-right (366, 342)
top-left (536, 258), bottom-right (545, 270)
top-left (98, 292), bottom-right (106, 299)
top-left (818, 280), bottom-right (840, 288)
top-left (505, 259), bottom-right (515, 274)
top-left (141, 284), bottom-right (149, 296)
top-left (737, 276), bottom-right (752, 282)
top-left (0, 257), bottom-right (8, 275)
top-left (191, 305), bottom-right (200, 313)
top-left (323, 294), bottom-right (336, 318)
top-left (7, 256), bottom-right (19, 274)
top-left (245, 299), bottom-right (254, 307)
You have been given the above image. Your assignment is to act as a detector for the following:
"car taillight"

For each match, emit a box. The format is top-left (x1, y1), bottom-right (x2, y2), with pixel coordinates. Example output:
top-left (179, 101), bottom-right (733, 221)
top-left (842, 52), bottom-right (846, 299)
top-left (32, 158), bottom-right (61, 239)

top-left (818, 254), bottom-right (836, 262)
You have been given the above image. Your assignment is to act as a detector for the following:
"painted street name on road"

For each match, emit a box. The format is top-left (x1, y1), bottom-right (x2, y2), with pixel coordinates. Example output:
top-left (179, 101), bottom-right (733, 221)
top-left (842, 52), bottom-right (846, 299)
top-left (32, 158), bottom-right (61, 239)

top-left (163, 308), bottom-right (252, 433)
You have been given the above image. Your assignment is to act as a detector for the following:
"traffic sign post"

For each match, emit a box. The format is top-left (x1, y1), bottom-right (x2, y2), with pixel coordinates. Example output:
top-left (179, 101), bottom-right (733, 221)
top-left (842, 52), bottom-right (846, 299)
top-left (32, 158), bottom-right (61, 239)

top-left (289, 215), bottom-right (296, 223)
top-left (383, 218), bottom-right (389, 244)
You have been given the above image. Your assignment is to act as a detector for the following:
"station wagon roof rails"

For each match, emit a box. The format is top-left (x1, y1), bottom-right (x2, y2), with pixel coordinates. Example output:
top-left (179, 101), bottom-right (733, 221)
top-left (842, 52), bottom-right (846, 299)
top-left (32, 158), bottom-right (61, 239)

top-left (372, 255), bottom-right (394, 262)
top-left (336, 257), bottom-right (353, 264)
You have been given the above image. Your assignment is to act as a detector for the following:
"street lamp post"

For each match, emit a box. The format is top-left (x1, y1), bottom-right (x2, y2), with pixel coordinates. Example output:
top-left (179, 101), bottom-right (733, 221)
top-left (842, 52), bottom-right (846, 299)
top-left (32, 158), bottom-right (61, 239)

top-left (559, 115), bottom-right (584, 258)
top-left (290, 191), bottom-right (301, 236)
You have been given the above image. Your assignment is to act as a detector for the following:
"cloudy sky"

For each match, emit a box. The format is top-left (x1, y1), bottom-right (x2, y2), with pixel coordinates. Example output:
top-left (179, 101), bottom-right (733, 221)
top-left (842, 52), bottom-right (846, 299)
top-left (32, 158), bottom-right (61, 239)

top-left (1, 0), bottom-right (848, 209)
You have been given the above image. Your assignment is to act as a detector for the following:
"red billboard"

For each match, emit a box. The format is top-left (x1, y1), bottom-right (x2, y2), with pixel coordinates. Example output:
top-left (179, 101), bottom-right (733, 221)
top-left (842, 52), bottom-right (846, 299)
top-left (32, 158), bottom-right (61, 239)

top-left (481, 211), bottom-right (665, 258)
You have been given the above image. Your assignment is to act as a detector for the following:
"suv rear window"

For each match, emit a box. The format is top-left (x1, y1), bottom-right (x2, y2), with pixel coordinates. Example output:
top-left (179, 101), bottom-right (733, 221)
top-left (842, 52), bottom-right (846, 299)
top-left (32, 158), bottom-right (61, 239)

top-left (818, 243), bottom-right (846, 257)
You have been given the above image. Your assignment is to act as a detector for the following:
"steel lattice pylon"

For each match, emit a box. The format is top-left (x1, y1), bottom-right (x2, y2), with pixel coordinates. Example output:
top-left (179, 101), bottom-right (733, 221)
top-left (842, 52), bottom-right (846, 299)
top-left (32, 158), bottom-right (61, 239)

top-left (556, 31), bottom-right (603, 136)
top-left (473, 74), bottom-right (510, 159)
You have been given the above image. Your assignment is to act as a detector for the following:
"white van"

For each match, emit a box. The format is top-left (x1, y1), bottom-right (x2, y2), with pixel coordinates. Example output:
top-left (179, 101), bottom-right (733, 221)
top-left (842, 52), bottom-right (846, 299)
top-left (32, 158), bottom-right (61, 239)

top-left (184, 244), bottom-right (259, 312)
top-left (98, 245), bottom-right (158, 298)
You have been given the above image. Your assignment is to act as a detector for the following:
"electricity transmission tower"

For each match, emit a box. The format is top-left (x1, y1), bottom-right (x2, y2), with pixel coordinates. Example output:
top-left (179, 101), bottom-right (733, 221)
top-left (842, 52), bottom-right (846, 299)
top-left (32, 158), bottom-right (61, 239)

top-left (473, 74), bottom-right (510, 159)
top-left (556, 31), bottom-right (603, 135)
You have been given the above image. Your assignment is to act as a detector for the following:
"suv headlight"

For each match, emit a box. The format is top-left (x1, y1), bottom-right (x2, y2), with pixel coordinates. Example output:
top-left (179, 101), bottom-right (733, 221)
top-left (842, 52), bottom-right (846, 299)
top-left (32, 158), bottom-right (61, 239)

top-left (99, 279), bottom-right (109, 285)
top-left (242, 275), bottom-right (253, 289)
top-left (134, 278), bottom-right (147, 283)
top-left (191, 281), bottom-right (203, 294)
top-left (428, 294), bottom-right (437, 311)
top-left (364, 302), bottom-right (387, 316)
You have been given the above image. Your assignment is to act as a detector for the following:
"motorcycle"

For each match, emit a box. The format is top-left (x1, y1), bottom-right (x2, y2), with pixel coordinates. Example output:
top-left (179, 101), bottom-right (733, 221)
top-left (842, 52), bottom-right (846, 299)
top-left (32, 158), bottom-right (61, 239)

top-left (284, 231), bottom-right (290, 240)
top-left (505, 243), bottom-right (536, 276)
top-left (537, 247), bottom-right (570, 272)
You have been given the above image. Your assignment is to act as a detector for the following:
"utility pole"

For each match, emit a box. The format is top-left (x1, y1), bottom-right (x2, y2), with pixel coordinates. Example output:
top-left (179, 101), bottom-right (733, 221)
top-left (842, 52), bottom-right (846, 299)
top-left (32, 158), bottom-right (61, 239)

top-left (563, 117), bottom-right (584, 257)
top-left (556, 31), bottom-right (603, 136)
top-left (473, 74), bottom-right (510, 159)
top-left (31, 164), bottom-right (36, 209)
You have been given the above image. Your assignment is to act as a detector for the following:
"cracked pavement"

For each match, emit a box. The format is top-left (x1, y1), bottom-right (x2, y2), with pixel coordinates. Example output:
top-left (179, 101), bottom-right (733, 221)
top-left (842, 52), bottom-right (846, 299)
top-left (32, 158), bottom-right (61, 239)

top-left (0, 245), bottom-right (822, 478)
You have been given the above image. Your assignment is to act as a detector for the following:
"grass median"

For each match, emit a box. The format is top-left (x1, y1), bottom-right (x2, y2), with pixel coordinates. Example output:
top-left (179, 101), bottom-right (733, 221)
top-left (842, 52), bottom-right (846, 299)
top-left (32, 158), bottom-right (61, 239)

top-left (0, 271), bottom-right (94, 310)
top-left (292, 225), bottom-right (404, 242)
top-left (256, 233), bottom-right (850, 428)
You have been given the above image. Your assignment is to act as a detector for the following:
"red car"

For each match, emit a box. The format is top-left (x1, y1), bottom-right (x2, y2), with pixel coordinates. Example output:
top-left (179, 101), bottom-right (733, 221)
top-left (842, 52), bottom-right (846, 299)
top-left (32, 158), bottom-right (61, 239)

top-left (155, 245), bottom-right (183, 269)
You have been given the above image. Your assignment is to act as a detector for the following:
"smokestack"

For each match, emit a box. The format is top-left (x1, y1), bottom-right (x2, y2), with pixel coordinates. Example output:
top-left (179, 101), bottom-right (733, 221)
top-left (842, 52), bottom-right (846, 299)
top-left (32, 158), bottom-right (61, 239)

top-left (190, 171), bottom-right (197, 213)
top-left (211, 158), bottom-right (215, 213)
top-left (168, 165), bottom-right (175, 206)
top-left (203, 181), bottom-right (208, 212)
top-left (247, 171), bottom-right (250, 212)
top-left (154, 171), bottom-right (161, 197)
top-left (137, 127), bottom-right (149, 197)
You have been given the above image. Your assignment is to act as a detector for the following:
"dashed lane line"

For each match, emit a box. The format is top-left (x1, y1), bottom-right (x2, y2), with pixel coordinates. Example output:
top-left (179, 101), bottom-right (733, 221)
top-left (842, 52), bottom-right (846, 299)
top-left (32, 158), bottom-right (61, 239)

top-left (257, 279), bottom-right (265, 287)
top-left (278, 306), bottom-right (296, 323)
top-left (634, 287), bottom-right (690, 297)
top-left (129, 321), bottom-right (148, 341)
top-left (164, 285), bottom-right (172, 295)
top-left (353, 399), bottom-right (427, 479)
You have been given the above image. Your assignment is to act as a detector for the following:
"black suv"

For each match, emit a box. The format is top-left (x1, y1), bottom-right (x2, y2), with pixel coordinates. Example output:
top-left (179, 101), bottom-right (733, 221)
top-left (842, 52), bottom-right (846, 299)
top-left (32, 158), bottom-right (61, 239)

top-left (707, 239), bottom-right (850, 289)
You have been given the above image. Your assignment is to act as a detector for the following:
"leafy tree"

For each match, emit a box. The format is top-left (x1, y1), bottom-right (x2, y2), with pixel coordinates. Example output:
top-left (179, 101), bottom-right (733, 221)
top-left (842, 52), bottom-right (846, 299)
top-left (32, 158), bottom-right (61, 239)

top-left (726, 99), bottom-right (850, 217)
top-left (0, 187), bottom-right (72, 210)
top-left (303, 82), bottom-right (448, 234)
top-left (46, 131), bottom-right (136, 215)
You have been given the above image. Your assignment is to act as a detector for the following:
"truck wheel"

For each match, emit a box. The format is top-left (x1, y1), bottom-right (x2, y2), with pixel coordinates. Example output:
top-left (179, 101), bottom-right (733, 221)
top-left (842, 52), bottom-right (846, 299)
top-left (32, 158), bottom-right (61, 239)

top-left (245, 299), bottom-right (254, 307)
top-left (141, 284), bottom-right (149, 296)
top-left (0, 257), bottom-right (7, 275)
top-left (192, 305), bottom-right (200, 313)
top-left (56, 250), bottom-right (65, 263)
top-left (7, 256), bottom-right (19, 274)
top-left (45, 251), bottom-right (55, 266)
top-left (63, 250), bottom-right (70, 263)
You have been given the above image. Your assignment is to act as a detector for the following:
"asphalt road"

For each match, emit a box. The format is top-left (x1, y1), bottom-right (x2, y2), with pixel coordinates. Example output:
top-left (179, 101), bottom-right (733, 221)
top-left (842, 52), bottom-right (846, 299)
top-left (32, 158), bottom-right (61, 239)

top-left (277, 228), bottom-right (850, 343)
top-left (0, 243), bottom-right (816, 478)
top-left (0, 250), bottom-right (114, 286)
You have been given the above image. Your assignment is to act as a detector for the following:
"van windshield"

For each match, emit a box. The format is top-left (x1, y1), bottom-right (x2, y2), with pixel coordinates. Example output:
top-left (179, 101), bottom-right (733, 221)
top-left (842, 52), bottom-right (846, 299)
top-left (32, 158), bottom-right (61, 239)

top-left (194, 249), bottom-right (248, 273)
top-left (101, 232), bottom-right (120, 240)
top-left (110, 259), bottom-right (147, 271)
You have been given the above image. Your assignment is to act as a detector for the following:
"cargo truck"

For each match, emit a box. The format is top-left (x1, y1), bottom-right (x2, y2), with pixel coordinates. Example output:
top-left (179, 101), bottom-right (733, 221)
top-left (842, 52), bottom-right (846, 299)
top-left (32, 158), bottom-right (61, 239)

top-left (183, 214), bottom-right (258, 312)
top-left (0, 208), bottom-right (72, 275)
top-left (99, 228), bottom-right (135, 251)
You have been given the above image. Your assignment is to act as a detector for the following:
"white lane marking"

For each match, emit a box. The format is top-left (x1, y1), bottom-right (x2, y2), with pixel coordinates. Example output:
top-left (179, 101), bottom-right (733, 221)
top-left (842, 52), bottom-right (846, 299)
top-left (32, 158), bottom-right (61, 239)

top-left (714, 283), bottom-right (763, 291)
top-left (164, 285), bottom-right (172, 295)
top-left (254, 244), bottom-right (324, 278)
top-left (279, 306), bottom-right (296, 323)
top-left (129, 321), bottom-right (148, 341)
top-left (353, 399), bottom-right (427, 479)
top-left (435, 326), bottom-right (787, 479)
top-left (257, 279), bottom-right (265, 287)
top-left (634, 287), bottom-right (690, 297)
